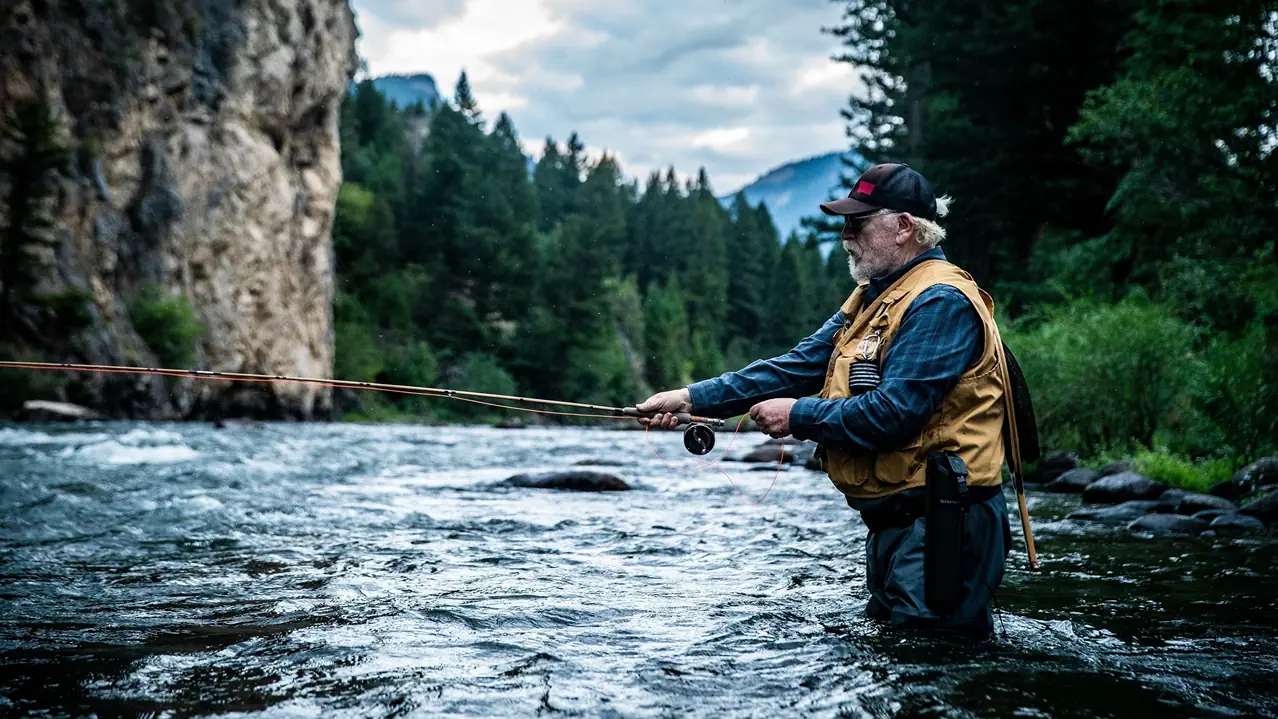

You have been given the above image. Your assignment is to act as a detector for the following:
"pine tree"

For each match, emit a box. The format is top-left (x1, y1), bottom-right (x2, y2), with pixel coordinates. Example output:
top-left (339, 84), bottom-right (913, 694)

top-left (454, 70), bottom-right (482, 123)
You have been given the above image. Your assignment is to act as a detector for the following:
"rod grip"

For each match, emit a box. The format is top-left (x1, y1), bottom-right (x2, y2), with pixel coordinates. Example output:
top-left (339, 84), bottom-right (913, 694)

top-left (622, 407), bottom-right (723, 427)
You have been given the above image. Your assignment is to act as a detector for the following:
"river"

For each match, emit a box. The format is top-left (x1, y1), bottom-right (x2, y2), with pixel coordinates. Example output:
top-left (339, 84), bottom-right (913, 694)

top-left (1, 421), bottom-right (1275, 717)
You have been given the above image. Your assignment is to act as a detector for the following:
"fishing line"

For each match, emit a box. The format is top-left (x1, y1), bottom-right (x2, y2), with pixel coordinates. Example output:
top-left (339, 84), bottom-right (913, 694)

top-left (643, 415), bottom-right (784, 505)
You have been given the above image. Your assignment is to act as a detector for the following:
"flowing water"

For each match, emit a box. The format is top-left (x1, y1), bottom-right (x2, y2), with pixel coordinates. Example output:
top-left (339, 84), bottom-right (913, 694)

top-left (1, 421), bottom-right (1275, 718)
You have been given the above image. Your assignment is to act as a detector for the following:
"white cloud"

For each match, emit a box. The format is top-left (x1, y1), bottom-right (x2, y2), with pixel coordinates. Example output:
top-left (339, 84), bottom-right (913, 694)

top-left (352, 0), bottom-right (860, 194)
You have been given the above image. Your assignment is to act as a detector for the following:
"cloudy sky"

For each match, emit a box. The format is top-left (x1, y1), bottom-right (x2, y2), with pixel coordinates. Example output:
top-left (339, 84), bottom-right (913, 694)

top-left (349, 0), bottom-right (860, 193)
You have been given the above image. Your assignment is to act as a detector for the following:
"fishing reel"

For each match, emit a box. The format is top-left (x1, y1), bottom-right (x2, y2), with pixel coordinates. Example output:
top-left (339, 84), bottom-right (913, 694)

top-left (623, 408), bottom-right (724, 456)
top-left (682, 422), bottom-right (716, 456)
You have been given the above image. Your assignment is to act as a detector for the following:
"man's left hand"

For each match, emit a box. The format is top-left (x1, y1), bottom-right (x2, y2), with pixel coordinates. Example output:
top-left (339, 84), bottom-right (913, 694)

top-left (749, 398), bottom-right (796, 438)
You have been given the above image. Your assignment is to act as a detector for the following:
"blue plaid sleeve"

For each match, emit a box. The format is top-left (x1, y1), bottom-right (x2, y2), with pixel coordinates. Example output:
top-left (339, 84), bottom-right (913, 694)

top-left (788, 285), bottom-right (983, 451)
top-left (686, 310), bottom-right (845, 419)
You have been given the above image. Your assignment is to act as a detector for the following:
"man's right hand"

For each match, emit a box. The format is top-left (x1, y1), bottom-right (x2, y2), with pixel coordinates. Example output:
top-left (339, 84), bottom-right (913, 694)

top-left (635, 388), bottom-right (692, 430)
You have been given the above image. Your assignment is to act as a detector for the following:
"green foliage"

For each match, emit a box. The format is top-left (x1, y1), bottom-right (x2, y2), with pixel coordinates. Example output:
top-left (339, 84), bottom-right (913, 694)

top-left (128, 285), bottom-right (205, 367)
top-left (1005, 297), bottom-right (1199, 456)
top-left (1099, 451), bottom-right (1237, 494)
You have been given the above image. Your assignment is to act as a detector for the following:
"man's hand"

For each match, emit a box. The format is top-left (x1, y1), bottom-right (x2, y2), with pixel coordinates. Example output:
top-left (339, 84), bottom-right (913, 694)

top-left (749, 398), bottom-right (796, 438)
top-left (635, 388), bottom-right (692, 430)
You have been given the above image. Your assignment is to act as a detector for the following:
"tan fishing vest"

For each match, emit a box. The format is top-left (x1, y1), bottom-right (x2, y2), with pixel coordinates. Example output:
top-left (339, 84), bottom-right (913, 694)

top-left (819, 259), bottom-right (1006, 500)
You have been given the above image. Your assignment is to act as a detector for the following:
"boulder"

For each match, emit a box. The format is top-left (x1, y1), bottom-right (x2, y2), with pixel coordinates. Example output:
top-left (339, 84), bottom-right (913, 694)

top-left (572, 459), bottom-right (626, 467)
top-left (502, 471), bottom-right (631, 492)
top-left (16, 400), bottom-right (102, 422)
top-left (1030, 449), bottom-right (1079, 484)
top-left (1154, 488), bottom-right (1187, 513)
top-left (1082, 472), bottom-right (1169, 504)
top-left (1174, 492), bottom-right (1237, 516)
top-left (1208, 514), bottom-right (1266, 533)
top-left (741, 445), bottom-right (798, 463)
top-left (1127, 514), bottom-right (1209, 536)
top-left (1099, 460), bottom-right (1133, 478)
top-left (1044, 468), bottom-right (1100, 493)
top-left (1240, 489), bottom-right (1278, 525)
top-left (1211, 457), bottom-right (1278, 500)
top-left (1191, 509), bottom-right (1236, 523)
top-left (1068, 500), bottom-right (1159, 524)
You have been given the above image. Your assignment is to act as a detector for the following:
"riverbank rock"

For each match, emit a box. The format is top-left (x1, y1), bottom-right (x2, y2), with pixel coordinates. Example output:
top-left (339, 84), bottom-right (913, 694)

top-left (1210, 457), bottom-right (1278, 501)
top-left (1044, 468), bottom-right (1099, 493)
top-left (1099, 460), bottom-right (1134, 478)
top-left (1154, 488), bottom-right (1186, 513)
top-left (1128, 514), bottom-right (1209, 536)
top-left (1082, 472), bottom-right (1168, 504)
top-left (1240, 489), bottom-right (1278, 525)
top-left (1030, 449), bottom-right (1079, 484)
top-left (16, 401), bottom-right (102, 422)
top-left (502, 471), bottom-right (631, 492)
top-left (1173, 492), bottom-right (1237, 515)
top-left (1068, 500), bottom-right (1159, 523)
top-left (1191, 509), bottom-right (1236, 523)
top-left (0, 0), bottom-right (358, 421)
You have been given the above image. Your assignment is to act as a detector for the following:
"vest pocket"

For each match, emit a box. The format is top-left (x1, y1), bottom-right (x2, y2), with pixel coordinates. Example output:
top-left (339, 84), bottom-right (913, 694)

top-left (874, 439), bottom-right (926, 486)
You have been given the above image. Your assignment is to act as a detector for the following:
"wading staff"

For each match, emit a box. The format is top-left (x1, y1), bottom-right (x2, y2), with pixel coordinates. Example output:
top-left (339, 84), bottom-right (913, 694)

top-left (994, 339), bottom-right (1040, 571)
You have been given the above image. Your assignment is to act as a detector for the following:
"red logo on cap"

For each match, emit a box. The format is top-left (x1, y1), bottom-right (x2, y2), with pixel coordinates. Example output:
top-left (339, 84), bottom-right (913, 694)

top-left (855, 181), bottom-right (876, 196)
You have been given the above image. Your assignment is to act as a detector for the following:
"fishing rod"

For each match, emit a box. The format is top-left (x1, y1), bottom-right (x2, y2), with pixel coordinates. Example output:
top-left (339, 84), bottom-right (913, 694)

top-left (0, 360), bottom-right (726, 456)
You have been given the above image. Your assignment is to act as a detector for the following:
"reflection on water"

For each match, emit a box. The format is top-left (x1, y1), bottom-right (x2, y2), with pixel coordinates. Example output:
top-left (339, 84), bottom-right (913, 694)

top-left (1, 422), bottom-right (1275, 717)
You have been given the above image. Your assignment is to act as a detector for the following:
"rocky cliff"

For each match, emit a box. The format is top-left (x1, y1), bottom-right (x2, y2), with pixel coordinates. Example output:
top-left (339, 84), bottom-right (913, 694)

top-left (0, 0), bottom-right (356, 419)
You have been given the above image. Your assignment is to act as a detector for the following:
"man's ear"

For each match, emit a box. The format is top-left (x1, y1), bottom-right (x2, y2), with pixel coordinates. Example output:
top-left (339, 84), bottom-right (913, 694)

top-left (895, 213), bottom-right (917, 245)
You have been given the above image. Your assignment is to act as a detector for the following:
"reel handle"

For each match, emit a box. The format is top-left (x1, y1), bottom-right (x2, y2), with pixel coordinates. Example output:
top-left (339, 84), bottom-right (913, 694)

top-left (622, 407), bottom-right (724, 427)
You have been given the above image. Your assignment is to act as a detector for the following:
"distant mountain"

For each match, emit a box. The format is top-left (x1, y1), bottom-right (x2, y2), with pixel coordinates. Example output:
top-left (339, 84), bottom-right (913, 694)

top-left (366, 74), bottom-right (441, 110)
top-left (720, 151), bottom-right (866, 240)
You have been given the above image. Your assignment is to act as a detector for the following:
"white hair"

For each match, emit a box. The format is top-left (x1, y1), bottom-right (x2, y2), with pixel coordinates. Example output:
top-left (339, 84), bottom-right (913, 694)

top-left (913, 195), bottom-right (952, 249)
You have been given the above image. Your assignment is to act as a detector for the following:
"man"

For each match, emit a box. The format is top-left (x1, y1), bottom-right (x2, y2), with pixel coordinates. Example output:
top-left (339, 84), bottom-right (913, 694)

top-left (637, 163), bottom-right (1012, 638)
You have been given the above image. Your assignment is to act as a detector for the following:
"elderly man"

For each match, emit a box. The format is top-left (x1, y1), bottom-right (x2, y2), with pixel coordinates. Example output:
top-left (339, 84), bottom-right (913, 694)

top-left (638, 163), bottom-right (1012, 638)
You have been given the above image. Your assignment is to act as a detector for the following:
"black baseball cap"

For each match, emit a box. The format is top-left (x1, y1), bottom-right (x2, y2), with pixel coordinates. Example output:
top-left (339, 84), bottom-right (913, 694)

top-left (820, 163), bottom-right (937, 221)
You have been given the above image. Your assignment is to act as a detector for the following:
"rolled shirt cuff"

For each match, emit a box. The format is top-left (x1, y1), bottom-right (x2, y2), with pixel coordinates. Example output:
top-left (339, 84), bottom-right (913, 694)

top-left (686, 380), bottom-right (716, 414)
top-left (789, 397), bottom-right (823, 441)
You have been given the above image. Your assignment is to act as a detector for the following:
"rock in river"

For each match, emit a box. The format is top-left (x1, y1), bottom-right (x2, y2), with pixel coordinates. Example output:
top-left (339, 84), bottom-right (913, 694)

top-left (1044, 468), bottom-right (1099, 493)
top-left (1081, 472), bottom-right (1168, 504)
top-left (1240, 489), bottom-right (1278, 525)
top-left (1128, 514), bottom-right (1209, 536)
top-left (1068, 500), bottom-right (1159, 524)
top-left (503, 471), bottom-right (631, 492)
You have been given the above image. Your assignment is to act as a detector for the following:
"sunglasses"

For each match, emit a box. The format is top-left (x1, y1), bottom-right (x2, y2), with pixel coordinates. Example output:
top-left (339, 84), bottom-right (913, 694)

top-left (843, 210), bottom-right (899, 235)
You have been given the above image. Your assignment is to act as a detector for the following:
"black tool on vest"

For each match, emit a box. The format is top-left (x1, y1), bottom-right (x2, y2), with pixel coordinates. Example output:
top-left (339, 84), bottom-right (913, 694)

top-left (925, 450), bottom-right (970, 616)
top-left (848, 361), bottom-right (883, 396)
top-left (683, 423), bottom-right (716, 455)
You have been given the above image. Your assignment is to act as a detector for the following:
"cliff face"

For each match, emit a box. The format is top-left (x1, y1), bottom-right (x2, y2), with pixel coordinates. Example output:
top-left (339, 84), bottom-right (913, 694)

top-left (0, 0), bottom-right (356, 419)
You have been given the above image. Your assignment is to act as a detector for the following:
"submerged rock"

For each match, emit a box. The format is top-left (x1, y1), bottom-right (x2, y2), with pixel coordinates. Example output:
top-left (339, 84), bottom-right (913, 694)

top-left (1128, 514), bottom-right (1209, 536)
top-left (503, 471), bottom-right (631, 492)
top-left (1044, 468), bottom-right (1099, 493)
top-left (1068, 500), bottom-right (1159, 524)
top-left (1082, 472), bottom-right (1168, 504)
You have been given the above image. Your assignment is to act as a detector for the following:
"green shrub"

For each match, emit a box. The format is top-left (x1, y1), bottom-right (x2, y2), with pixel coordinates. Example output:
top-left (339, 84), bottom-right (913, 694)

top-left (1120, 451), bottom-right (1236, 494)
top-left (128, 285), bottom-right (205, 366)
top-left (441, 352), bottom-right (519, 421)
top-left (1004, 295), bottom-right (1200, 456)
